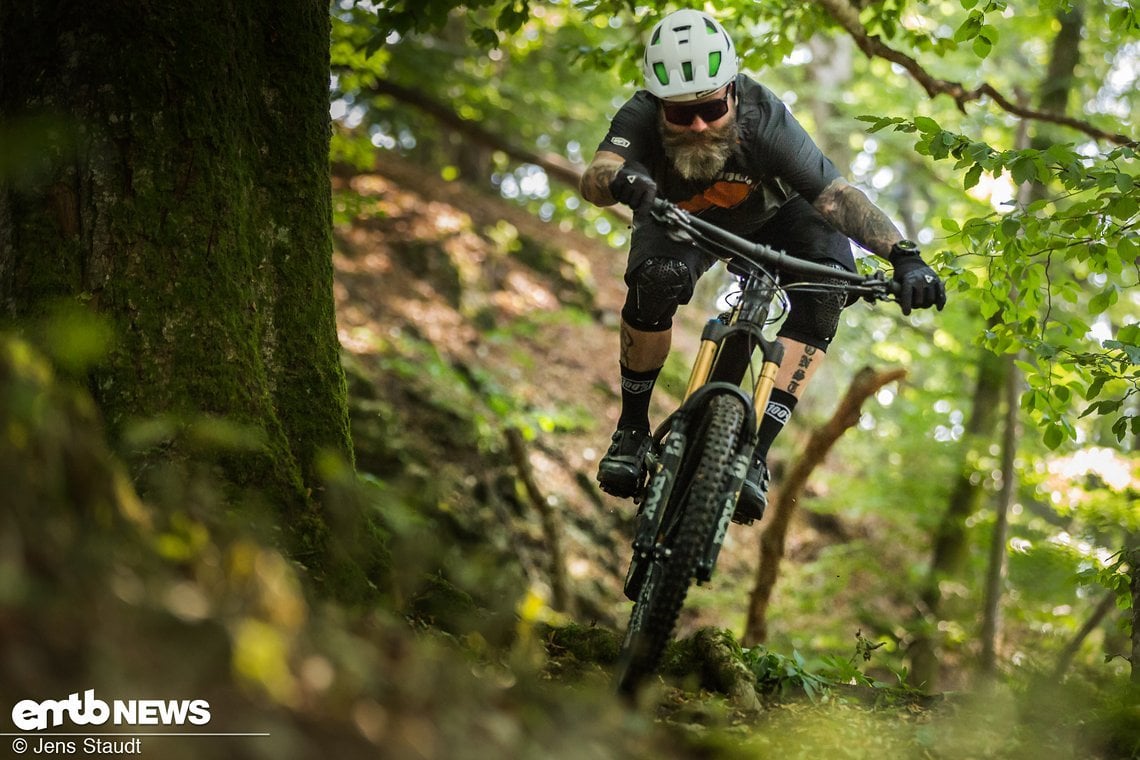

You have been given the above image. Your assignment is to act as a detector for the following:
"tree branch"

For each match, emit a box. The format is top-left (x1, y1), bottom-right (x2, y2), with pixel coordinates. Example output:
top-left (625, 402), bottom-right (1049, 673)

top-left (345, 75), bottom-right (633, 223)
top-left (812, 0), bottom-right (1137, 147)
top-left (506, 427), bottom-right (573, 614)
top-left (742, 366), bottom-right (908, 646)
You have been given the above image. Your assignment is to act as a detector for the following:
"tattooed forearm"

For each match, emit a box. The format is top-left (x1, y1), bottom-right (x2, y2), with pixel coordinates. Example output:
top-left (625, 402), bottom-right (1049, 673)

top-left (813, 178), bottom-right (902, 258)
top-left (579, 151), bottom-right (626, 207)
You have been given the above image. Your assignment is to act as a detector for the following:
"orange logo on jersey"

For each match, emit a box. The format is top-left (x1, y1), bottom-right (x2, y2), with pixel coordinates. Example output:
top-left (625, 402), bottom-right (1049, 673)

top-left (677, 180), bottom-right (754, 213)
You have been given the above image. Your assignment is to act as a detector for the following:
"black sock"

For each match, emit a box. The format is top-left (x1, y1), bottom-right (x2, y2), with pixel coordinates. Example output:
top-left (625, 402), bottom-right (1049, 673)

top-left (754, 388), bottom-right (798, 461)
top-left (617, 365), bottom-right (660, 433)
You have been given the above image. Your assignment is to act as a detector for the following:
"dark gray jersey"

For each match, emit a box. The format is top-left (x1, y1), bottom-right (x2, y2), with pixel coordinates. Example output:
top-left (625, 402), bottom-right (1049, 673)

top-left (597, 74), bottom-right (841, 236)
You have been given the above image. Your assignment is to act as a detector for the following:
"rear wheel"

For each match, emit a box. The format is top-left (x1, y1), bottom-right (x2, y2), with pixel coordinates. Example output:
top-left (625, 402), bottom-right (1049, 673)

top-left (615, 393), bottom-right (747, 694)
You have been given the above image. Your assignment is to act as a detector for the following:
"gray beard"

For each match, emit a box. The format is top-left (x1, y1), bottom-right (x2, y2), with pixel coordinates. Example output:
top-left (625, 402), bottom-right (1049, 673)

top-left (660, 117), bottom-right (740, 183)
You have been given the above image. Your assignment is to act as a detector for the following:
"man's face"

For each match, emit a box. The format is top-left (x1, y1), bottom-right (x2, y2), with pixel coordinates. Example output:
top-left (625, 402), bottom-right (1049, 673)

top-left (659, 84), bottom-right (739, 183)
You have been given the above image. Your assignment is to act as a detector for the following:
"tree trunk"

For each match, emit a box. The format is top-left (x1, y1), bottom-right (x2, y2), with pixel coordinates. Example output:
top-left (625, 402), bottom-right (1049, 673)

top-left (1129, 534), bottom-right (1140, 685)
top-left (1052, 592), bottom-right (1118, 681)
top-left (742, 366), bottom-right (906, 646)
top-left (907, 343), bottom-right (1006, 686)
top-left (0, 3), bottom-right (351, 565)
top-left (979, 356), bottom-right (1019, 673)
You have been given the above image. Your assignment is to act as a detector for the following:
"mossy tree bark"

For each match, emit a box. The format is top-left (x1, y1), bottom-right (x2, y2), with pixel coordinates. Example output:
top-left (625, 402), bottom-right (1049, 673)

top-left (0, 3), bottom-right (351, 566)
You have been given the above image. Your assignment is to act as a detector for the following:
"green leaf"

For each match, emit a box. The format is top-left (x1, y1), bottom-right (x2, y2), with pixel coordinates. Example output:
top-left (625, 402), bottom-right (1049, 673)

top-left (964, 164), bottom-right (984, 190)
top-left (1011, 156), bottom-right (1037, 185)
top-left (1116, 324), bottom-right (1140, 344)
top-left (1109, 7), bottom-right (1132, 31)
top-left (999, 217), bottom-right (1019, 240)
top-left (914, 116), bottom-right (940, 134)
top-left (858, 115), bottom-right (906, 134)
top-left (471, 26), bottom-right (500, 48)
top-left (1089, 287), bottom-right (1118, 315)
top-left (954, 12), bottom-right (983, 42)
top-left (1118, 236), bottom-right (1137, 263)
top-left (1043, 424), bottom-right (1065, 450)
top-left (1086, 376), bottom-right (1107, 401)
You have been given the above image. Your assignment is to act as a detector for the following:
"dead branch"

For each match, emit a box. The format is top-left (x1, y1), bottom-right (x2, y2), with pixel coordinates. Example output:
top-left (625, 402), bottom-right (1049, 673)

top-left (1051, 591), bottom-right (1118, 680)
top-left (742, 365), bottom-right (908, 646)
top-left (505, 427), bottom-right (573, 614)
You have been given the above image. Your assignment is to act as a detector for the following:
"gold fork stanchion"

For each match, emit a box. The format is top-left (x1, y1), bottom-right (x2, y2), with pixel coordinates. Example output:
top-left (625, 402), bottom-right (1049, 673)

top-left (750, 361), bottom-right (779, 431)
top-left (683, 339), bottom-right (718, 401)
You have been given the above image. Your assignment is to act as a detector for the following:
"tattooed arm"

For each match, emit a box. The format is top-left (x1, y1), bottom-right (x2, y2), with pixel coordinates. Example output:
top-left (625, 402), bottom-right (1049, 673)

top-left (812, 177), bottom-right (904, 258)
top-left (579, 150), bottom-right (626, 207)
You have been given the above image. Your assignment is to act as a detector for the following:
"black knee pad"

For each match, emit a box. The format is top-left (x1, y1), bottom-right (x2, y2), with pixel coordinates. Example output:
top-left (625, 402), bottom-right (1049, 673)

top-left (622, 257), bottom-right (694, 332)
top-left (778, 263), bottom-right (850, 350)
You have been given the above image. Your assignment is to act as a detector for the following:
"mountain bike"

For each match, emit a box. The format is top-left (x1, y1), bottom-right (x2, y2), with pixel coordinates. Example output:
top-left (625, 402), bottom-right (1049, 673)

top-left (614, 197), bottom-right (898, 695)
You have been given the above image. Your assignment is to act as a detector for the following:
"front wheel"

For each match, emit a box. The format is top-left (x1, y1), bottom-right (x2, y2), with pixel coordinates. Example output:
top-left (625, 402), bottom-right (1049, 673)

top-left (615, 393), bottom-right (747, 694)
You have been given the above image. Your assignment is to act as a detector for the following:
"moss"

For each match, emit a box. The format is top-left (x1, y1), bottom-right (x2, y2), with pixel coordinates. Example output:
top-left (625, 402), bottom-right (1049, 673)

top-left (2, 4), bottom-right (354, 587)
top-left (544, 622), bottom-right (623, 665)
top-left (661, 628), bottom-right (761, 711)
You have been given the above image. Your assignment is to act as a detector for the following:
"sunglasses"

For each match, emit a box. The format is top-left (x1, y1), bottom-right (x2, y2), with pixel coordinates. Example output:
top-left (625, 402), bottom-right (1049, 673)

top-left (661, 84), bottom-right (734, 126)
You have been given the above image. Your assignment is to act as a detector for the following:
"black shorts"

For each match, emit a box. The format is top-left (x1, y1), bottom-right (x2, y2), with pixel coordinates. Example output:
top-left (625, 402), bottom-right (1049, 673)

top-left (625, 195), bottom-right (856, 289)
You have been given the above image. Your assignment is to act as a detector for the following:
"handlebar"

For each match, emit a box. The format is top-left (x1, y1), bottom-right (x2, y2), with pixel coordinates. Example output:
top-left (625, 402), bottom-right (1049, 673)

top-left (648, 197), bottom-right (899, 299)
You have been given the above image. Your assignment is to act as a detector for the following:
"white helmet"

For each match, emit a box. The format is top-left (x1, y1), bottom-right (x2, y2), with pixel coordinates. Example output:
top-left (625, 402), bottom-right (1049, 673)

top-left (642, 10), bottom-right (738, 102)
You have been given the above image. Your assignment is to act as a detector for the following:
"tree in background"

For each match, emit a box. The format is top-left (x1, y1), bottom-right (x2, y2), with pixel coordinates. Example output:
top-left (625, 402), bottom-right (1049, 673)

top-left (0, 3), bottom-right (356, 583)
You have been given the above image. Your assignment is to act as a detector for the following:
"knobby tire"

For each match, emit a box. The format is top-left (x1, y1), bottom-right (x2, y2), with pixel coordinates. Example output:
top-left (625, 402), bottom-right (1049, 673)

top-left (616, 393), bottom-right (747, 694)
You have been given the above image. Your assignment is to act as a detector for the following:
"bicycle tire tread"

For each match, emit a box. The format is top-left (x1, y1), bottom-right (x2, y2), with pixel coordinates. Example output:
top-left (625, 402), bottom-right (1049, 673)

top-left (617, 393), bottom-right (747, 693)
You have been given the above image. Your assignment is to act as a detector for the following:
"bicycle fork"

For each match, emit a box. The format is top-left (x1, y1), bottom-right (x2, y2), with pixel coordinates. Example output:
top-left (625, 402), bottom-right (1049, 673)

top-left (687, 316), bottom-right (785, 431)
top-left (623, 318), bottom-right (784, 598)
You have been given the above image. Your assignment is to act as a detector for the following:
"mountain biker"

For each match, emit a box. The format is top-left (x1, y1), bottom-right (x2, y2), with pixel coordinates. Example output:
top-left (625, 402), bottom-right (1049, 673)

top-left (580, 9), bottom-right (946, 522)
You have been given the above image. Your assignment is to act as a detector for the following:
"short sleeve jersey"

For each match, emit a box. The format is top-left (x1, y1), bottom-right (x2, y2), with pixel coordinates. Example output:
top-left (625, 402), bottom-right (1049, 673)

top-left (596, 74), bottom-right (840, 236)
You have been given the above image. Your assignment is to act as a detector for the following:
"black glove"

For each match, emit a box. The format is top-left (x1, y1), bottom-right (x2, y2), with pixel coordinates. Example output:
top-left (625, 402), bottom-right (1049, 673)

top-left (890, 242), bottom-right (947, 315)
top-left (609, 162), bottom-right (657, 212)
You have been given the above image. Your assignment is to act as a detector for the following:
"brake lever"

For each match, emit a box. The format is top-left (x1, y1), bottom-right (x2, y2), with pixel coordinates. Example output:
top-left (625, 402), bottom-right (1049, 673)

top-left (650, 202), bottom-right (697, 244)
top-left (858, 272), bottom-right (897, 303)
